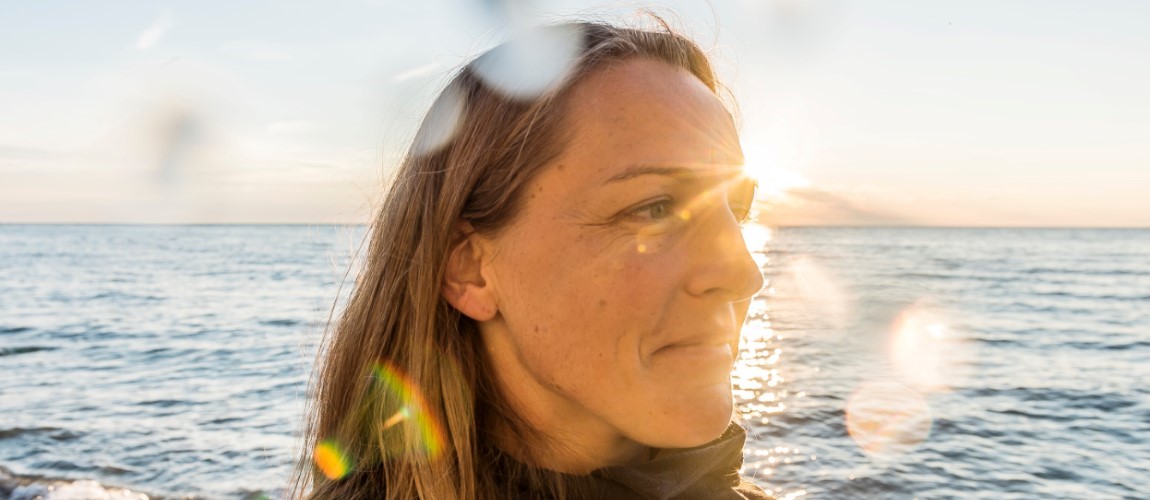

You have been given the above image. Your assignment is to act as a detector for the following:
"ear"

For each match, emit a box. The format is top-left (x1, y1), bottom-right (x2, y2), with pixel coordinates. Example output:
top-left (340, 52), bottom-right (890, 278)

top-left (442, 222), bottom-right (499, 321)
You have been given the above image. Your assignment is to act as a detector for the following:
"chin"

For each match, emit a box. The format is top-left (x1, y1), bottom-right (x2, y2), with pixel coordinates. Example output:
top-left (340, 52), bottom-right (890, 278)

top-left (677, 402), bottom-right (735, 446)
top-left (640, 383), bottom-right (735, 448)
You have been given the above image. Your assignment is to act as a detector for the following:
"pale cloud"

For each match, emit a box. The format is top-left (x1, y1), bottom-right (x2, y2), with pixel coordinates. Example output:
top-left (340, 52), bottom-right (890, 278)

top-left (220, 40), bottom-right (293, 61)
top-left (389, 62), bottom-right (441, 83)
top-left (758, 186), bottom-right (913, 227)
top-left (136, 14), bottom-right (173, 50)
top-left (0, 146), bottom-right (70, 174)
top-left (267, 120), bottom-right (327, 135)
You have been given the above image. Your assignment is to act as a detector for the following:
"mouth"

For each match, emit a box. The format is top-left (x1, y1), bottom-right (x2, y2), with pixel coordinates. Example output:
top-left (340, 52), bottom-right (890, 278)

top-left (655, 337), bottom-right (734, 354)
top-left (648, 337), bottom-right (737, 380)
top-left (654, 330), bottom-right (739, 355)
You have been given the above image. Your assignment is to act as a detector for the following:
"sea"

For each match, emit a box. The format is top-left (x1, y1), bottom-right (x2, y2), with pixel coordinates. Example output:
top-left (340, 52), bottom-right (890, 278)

top-left (1, 225), bottom-right (1147, 499)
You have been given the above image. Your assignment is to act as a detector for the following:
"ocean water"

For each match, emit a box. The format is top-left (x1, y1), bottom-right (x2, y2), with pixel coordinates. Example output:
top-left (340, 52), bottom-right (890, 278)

top-left (1, 225), bottom-right (1147, 499)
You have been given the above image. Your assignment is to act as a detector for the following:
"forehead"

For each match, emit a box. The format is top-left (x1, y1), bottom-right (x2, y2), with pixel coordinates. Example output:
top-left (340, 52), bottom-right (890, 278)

top-left (552, 58), bottom-right (744, 184)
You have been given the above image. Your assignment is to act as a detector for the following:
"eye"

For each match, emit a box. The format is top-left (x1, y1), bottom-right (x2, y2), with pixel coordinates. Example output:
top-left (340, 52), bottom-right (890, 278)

top-left (625, 198), bottom-right (674, 221)
top-left (729, 177), bottom-right (757, 224)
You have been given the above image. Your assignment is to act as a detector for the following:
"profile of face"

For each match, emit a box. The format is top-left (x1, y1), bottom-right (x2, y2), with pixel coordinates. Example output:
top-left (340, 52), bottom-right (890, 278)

top-left (445, 57), bottom-right (764, 471)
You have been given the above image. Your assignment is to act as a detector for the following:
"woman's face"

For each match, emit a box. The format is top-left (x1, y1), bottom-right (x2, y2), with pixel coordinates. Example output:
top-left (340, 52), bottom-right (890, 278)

top-left (475, 58), bottom-right (763, 466)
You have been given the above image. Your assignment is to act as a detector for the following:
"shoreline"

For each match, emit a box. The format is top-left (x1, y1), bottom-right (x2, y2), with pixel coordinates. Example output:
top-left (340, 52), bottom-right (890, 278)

top-left (0, 465), bottom-right (156, 500)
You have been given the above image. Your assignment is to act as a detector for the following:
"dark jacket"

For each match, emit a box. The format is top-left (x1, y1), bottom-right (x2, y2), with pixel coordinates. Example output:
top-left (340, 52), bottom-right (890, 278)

top-left (491, 423), bottom-right (774, 499)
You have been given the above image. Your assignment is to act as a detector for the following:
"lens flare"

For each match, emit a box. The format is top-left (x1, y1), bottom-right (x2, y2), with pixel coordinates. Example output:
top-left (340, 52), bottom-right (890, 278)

top-left (371, 361), bottom-right (447, 458)
top-left (383, 406), bottom-right (411, 429)
top-left (631, 172), bottom-right (767, 256)
top-left (845, 381), bottom-right (932, 458)
top-left (314, 440), bottom-right (351, 480)
top-left (889, 305), bottom-right (968, 392)
top-left (742, 163), bottom-right (810, 201)
top-left (787, 256), bottom-right (850, 330)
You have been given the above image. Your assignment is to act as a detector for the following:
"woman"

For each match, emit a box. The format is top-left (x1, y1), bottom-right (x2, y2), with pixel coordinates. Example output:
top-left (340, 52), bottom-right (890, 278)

top-left (294, 20), bottom-right (771, 499)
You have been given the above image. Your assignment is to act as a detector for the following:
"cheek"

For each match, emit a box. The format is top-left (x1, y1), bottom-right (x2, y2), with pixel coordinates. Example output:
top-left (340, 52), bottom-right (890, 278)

top-left (495, 228), bottom-right (679, 375)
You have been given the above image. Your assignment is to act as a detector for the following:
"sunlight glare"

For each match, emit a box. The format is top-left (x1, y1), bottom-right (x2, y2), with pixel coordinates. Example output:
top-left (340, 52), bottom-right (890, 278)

top-left (741, 129), bottom-right (812, 202)
top-left (742, 223), bottom-right (773, 253)
top-left (743, 161), bottom-right (811, 201)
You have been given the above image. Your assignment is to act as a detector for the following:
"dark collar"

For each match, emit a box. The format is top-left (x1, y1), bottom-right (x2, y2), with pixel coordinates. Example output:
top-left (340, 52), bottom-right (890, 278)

top-left (492, 423), bottom-right (773, 499)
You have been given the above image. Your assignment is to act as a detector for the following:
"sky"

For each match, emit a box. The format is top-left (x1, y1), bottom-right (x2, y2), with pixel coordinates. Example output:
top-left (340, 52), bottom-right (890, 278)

top-left (1, 0), bottom-right (1147, 226)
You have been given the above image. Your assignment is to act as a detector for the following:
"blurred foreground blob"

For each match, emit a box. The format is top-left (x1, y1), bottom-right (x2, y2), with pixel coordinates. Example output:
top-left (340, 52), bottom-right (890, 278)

top-left (845, 381), bottom-right (932, 458)
top-left (152, 104), bottom-right (203, 187)
top-left (471, 22), bottom-right (583, 100)
top-left (411, 82), bottom-right (466, 156)
top-left (411, 19), bottom-right (582, 156)
top-left (314, 440), bottom-right (352, 480)
top-left (371, 361), bottom-right (447, 459)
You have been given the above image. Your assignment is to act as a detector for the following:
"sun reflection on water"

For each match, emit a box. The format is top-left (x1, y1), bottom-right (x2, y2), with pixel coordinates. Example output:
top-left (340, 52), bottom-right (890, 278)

top-left (735, 229), bottom-right (976, 495)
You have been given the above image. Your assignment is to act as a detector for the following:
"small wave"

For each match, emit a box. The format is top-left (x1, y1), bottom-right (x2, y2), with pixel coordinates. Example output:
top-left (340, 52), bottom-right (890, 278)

top-left (1019, 267), bottom-right (1150, 277)
top-left (0, 326), bottom-right (32, 335)
top-left (0, 427), bottom-right (63, 440)
top-left (201, 417), bottom-right (244, 426)
top-left (0, 346), bottom-right (56, 357)
top-left (1063, 340), bottom-right (1150, 351)
top-left (29, 460), bottom-right (90, 472)
top-left (99, 465), bottom-right (134, 476)
top-left (136, 399), bottom-right (189, 408)
top-left (894, 271), bottom-right (1020, 284)
top-left (86, 291), bottom-right (166, 302)
top-left (0, 427), bottom-right (83, 444)
top-left (993, 302), bottom-right (1100, 316)
top-left (258, 319), bottom-right (300, 327)
top-left (1032, 465), bottom-right (1084, 482)
top-left (977, 330), bottom-right (1150, 352)
top-left (976, 387), bottom-right (1139, 414)
top-left (989, 408), bottom-right (1076, 422)
top-left (1032, 290), bottom-right (1150, 302)
top-left (975, 337), bottom-right (1023, 347)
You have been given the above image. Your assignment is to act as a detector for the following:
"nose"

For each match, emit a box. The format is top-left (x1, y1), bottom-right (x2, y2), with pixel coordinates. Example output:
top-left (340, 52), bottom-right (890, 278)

top-left (684, 202), bottom-right (765, 302)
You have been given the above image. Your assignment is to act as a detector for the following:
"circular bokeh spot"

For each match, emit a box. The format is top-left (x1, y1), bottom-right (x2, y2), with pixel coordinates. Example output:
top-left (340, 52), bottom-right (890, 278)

top-left (845, 381), bottom-right (932, 458)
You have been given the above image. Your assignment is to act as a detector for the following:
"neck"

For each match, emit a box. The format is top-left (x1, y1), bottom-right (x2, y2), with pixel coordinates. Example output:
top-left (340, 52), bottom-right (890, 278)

top-left (489, 413), bottom-right (649, 474)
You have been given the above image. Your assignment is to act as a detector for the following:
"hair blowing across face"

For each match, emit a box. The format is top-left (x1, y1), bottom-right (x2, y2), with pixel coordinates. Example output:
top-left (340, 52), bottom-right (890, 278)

top-left (291, 19), bottom-right (727, 500)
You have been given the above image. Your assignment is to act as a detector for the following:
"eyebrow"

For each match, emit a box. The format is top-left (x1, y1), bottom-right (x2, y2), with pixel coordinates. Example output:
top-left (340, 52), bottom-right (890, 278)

top-left (603, 164), bottom-right (746, 184)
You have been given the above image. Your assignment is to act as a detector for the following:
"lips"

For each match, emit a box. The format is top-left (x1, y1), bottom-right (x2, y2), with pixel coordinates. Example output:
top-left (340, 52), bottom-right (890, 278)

top-left (653, 331), bottom-right (739, 356)
top-left (648, 335), bottom-right (737, 382)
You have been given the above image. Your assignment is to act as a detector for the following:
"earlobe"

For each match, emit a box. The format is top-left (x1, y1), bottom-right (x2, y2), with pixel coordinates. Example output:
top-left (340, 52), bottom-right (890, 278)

top-left (442, 225), bottom-right (498, 321)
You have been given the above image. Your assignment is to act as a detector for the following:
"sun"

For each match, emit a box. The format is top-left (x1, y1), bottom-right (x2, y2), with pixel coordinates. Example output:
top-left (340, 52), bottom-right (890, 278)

top-left (741, 144), bottom-right (811, 201)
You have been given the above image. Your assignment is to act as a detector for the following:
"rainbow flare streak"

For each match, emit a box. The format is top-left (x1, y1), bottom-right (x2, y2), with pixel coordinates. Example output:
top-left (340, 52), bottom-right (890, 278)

top-left (314, 440), bottom-right (351, 480)
top-left (372, 361), bottom-right (447, 458)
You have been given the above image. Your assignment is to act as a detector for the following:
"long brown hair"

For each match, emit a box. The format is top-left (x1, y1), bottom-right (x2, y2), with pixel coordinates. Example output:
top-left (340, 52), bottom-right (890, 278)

top-left (292, 19), bottom-right (725, 500)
